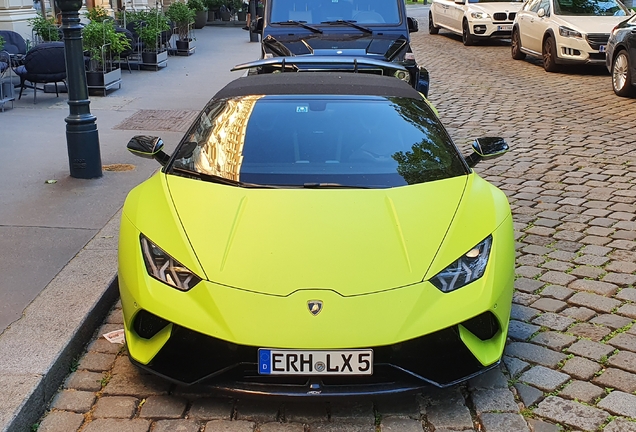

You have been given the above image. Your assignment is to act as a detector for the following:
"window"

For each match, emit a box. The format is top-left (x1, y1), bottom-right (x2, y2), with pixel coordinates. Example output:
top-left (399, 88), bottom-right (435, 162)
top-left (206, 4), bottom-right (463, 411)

top-left (170, 95), bottom-right (468, 188)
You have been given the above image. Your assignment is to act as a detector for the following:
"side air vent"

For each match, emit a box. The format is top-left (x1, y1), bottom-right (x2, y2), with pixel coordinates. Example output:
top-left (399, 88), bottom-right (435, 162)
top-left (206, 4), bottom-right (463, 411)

top-left (133, 310), bottom-right (170, 339)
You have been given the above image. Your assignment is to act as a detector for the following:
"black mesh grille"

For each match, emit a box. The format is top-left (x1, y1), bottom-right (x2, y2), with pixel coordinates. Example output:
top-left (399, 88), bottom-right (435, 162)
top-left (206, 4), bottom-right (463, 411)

top-left (133, 310), bottom-right (170, 339)
top-left (508, 12), bottom-right (516, 20)
top-left (460, 311), bottom-right (500, 340)
top-left (586, 33), bottom-right (609, 50)
top-left (493, 12), bottom-right (507, 21)
top-left (140, 323), bottom-right (493, 391)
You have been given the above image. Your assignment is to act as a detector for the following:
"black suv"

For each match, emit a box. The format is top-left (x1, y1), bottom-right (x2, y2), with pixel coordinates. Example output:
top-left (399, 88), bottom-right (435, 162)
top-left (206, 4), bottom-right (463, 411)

top-left (233, 0), bottom-right (430, 97)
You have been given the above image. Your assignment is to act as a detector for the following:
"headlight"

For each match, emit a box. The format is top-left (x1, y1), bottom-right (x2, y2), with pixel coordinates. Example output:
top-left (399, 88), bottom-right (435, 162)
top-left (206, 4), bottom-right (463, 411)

top-left (430, 236), bottom-right (492, 293)
top-left (471, 11), bottom-right (490, 19)
top-left (559, 26), bottom-right (582, 39)
top-left (140, 235), bottom-right (201, 291)
top-left (394, 70), bottom-right (410, 83)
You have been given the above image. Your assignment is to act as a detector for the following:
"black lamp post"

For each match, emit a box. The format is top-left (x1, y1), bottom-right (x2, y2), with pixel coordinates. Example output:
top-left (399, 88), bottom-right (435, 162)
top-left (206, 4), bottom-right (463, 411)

top-left (248, 0), bottom-right (259, 42)
top-left (56, 0), bottom-right (103, 179)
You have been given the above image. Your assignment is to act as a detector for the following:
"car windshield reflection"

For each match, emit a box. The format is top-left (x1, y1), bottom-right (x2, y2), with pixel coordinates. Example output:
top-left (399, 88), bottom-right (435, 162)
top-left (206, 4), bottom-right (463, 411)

top-left (169, 95), bottom-right (468, 188)
top-left (269, 0), bottom-right (401, 25)
top-left (554, 0), bottom-right (629, 16)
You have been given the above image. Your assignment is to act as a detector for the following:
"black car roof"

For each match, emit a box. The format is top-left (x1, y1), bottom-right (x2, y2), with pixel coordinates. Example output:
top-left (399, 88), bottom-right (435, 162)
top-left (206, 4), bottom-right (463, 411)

top-left (213, 72), bottom-right (423, 100)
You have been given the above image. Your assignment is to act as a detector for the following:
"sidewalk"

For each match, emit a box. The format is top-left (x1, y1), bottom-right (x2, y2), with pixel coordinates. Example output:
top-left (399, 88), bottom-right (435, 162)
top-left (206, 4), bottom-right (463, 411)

top-left (0, 25), bottom-right (259, 432)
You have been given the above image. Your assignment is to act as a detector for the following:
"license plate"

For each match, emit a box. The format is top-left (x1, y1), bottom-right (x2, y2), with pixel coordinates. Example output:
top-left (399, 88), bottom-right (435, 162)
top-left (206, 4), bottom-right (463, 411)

top-left (599, 45), bottom-right (606, 53)
top-left (258, 349), bottom-right (373, 375)
top-left (497, 25), bottom-right (513, 31)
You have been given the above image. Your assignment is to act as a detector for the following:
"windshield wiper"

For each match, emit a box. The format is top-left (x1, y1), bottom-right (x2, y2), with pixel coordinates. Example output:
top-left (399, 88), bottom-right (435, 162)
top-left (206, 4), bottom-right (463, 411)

top-left (172, 167), bottom-right (280, 188)
top-left (320, 20), bottom-right (373, 34)
top-left (303, 183), bottom-right (370, 189)
top-left (270, 20), bottom-right (323, 33)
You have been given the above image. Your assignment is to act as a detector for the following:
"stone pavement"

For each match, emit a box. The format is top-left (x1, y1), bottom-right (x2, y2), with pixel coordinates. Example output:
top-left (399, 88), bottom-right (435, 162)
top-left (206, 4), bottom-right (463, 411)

top-left (30, 6), bottom-right (636, 432)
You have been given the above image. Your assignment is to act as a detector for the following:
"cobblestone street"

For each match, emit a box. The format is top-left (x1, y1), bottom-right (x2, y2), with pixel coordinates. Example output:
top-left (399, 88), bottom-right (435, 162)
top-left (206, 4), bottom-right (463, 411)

top-left (36, 9), bottom-right (636, 432)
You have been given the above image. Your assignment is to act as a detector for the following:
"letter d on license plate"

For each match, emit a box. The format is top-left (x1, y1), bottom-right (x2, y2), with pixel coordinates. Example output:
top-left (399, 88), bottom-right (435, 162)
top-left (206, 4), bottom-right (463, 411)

top-left (258, 349), bottom-right (373, 375)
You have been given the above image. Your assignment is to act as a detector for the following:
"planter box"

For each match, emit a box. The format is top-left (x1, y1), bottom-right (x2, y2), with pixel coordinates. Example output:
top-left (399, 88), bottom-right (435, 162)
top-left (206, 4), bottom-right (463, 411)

top-left (141, 50), bottom-right (168, 70)
top-left (172, 39), bottom-right (196, 56)
top-left (0, 79), bottom-right (14, 112)
top-left (195, 10), bottom-right (207, 28)
top-left (86, 68), bottom-right (122, 96)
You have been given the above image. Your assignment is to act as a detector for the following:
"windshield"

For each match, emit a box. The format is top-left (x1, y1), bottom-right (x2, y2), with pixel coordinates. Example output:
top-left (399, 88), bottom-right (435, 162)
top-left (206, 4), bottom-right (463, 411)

top-left (169, 95), bottom-right (467, 189)
top-left (270, 0), bottom-right (401, 25)
top-left (554, 0), bottom-right (629, 15)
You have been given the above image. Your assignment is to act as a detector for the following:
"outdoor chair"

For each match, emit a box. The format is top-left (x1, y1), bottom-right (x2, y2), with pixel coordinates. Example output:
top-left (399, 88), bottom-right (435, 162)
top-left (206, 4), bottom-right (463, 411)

top-left (115, 27), bottom-right (137, 72)
top-left (14, 42), bottom-right (67, 104)
top-left (0, 30), bottom-right (27, 57)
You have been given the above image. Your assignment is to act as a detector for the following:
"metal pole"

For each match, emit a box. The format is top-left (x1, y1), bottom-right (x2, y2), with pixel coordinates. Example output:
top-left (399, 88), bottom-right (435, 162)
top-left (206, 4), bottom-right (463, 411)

top-left (56, 0), bottom-right (103, 179)
top-left (248, 0), bottom-right (258, 42)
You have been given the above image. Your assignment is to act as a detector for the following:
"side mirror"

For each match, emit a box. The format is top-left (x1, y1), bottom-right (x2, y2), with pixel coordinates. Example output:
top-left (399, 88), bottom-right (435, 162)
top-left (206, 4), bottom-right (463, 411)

top-left (465, 137), bottom-right (509, 168)
top-left (407, 17), bottom-right (419, 33)
top-left (255, 16), bottom-right (264, 33)
top-left (455, 0), bottom-right (465, 4)
top-left (537, 8), bottom-right (546, 17)
top-left (127, 135), bottom-right (170, 165)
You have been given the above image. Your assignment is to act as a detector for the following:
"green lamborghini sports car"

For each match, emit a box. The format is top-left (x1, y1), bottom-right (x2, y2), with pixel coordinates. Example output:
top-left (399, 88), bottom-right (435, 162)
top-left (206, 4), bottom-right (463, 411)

top-left (119, 72), bottom-right (515, 396)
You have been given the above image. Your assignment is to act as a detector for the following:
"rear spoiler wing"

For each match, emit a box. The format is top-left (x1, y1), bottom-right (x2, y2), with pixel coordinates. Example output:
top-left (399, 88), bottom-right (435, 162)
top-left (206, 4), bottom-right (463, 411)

top-left (231, 56), bottom-right (409, 74)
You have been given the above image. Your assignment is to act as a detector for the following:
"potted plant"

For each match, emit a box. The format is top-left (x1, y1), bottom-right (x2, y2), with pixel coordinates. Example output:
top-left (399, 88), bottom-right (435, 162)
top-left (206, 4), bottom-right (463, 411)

top-left (220, 2), bottom-right (232, 21)
top-left (84, 5), bottom-right (110, 22)
top-left (82, 18), bottom-right (130, 91)
top-left (205, 0), bottom-right (224, 21)
top-left (166, 1), bottom-right (195, 52)
top-left (236, 1), bottom-right (248, 21)
top-left (27, 14), bottom-right (60, 42)
top-left (188, 0), bottom-right (208, 29)
top-left (133, 9), bottom-right (170, 67)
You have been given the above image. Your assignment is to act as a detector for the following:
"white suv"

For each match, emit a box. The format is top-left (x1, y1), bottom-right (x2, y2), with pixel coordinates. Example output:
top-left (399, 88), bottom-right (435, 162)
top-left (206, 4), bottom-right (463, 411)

top-left (429, 0), bottom-right (524, 45)
top-left (511, 0), bottom-right (632, 71)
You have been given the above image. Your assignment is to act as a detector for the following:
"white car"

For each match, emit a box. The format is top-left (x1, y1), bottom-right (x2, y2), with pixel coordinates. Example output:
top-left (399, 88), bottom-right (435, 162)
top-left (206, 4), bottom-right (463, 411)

top-left (429, 0), bottom-right (524, 45)
top-left (511, 0), bottom-right (632, 71)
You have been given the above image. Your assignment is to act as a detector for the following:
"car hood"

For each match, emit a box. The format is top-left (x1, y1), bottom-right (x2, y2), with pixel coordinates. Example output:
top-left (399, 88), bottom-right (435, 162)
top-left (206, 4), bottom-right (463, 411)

top-left (469, 2), bottom-right (523, 14)
top-left (555, 14), bottom-right (628, 33)
top-left (262, 34), bottom-right (409, 61)
top-left (167, 175), bottom-right (468, 297)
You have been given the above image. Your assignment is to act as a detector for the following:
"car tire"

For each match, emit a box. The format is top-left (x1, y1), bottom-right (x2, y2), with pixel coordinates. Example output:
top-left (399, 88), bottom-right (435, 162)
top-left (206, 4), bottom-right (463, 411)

top-left (542, 36), bottom-right (558, 72)
top-left (612, 50), bottom-right (635, 97)
top-left (462, 20), bottom-right (475, 46)
top-left (429, 12), bottom-right (439, 35)
top-left (511, 28), bottom-right (526, 60)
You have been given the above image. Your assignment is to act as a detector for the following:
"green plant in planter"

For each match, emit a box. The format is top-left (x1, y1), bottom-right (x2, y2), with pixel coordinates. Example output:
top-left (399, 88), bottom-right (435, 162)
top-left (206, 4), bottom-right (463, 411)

top-left (133, 10), bottom-right (170, 52)
top-left (27, 14), bottom-right (60, 42)
top-left (85, 5), bottom-right (111, 23)
top-left (166, 1), bottom-right (195, 41)
top-left (82, 20), bottom-right (130, 72)
top-left (205, 0), bottom-right (225, 9)
top-left (188, 0), bottom-right (207, 12)
top-left (0, 35), bottom-right (5, 52)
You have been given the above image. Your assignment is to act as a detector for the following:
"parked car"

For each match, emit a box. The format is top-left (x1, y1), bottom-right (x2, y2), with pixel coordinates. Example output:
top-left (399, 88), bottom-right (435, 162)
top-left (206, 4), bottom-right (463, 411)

top-left (606, 14), bottom-right (636, 96)
top-left (119, 72), bottom-right (515, 396)
top-left (429, 0), bottom-right (523, 46)
top-left (511, 0), bottom-right (631, 72)
top-left (249, 0), bottom-right (430, 96)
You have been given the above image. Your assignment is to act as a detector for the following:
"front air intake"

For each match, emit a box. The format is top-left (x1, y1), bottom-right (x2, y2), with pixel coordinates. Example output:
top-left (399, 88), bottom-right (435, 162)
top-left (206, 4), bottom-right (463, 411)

top-left (460, 312), bottom-right (500, 340)
top-left (133, 310), bottom-right (170, 339)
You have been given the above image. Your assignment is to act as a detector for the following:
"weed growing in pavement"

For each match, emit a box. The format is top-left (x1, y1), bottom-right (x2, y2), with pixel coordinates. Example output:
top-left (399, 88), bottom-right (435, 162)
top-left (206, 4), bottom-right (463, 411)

top-left (556, 354), bottom-right (574, 369)
top-left (99, 371), bottom-right (111, 388)
top-left (69, 355), bottom-right (80, 373)
top-left (30, 423), bottom-right (39, 432)
top-left (519, 407), bottom-right (534, 418)
top-left (602, 324), bottom-right (632, 343)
